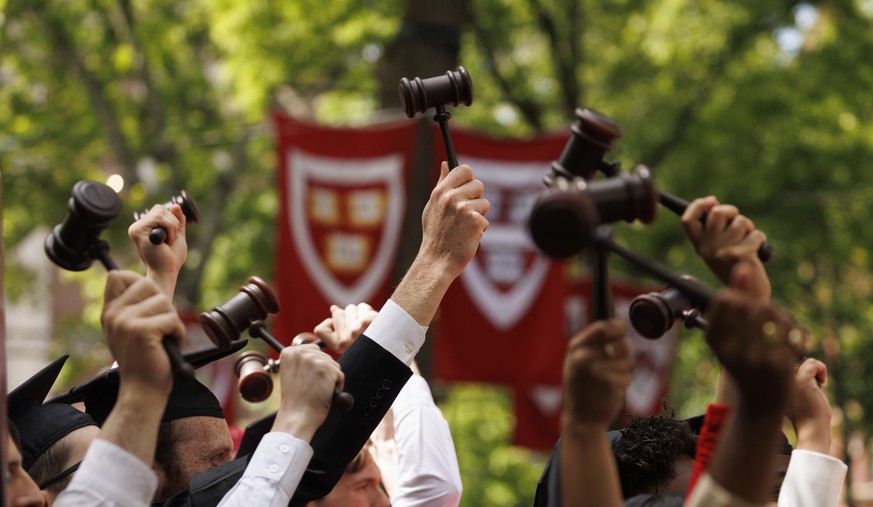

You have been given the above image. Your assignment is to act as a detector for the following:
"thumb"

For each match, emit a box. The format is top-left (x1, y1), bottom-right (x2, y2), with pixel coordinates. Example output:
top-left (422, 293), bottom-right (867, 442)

top-left (729, 260), bottom-right (754, 295)
top-left (104, 271), bottom-right (140, 303)
top-left (438, 161), bottom-right (450, 183)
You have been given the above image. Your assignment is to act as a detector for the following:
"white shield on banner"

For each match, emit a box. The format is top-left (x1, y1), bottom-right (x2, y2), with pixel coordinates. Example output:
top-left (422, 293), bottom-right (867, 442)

top-left (289, 149), bottom-right (406, 305)
top-left (459, 157), bottom-right (552, 330)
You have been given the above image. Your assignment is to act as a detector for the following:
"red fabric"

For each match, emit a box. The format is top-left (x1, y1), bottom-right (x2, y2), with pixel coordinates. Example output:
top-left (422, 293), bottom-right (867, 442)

top-left (686, 403), bottom-right (733, 498)
top-left (432, 127), bottom-right (571, 384)
top-left (509, 277), bottom-right (681, 451)
top-left (272, 113), bottom-right (416, 344)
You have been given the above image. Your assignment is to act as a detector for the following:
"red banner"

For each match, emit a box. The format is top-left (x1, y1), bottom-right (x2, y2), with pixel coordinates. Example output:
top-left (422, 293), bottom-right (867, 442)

top-left (272, 113), bottom-right (416, 343)
top-left (511, 278), bottom-right (679, 451)
top-left (433, 127), bottom-right (571, 384)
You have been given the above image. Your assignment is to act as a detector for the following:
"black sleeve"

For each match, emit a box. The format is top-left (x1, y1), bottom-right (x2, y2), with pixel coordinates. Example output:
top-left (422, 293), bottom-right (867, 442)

top-left (290, 334), bottom-right (412, 506)
top-left (534, 438), bottom-right (562, 507)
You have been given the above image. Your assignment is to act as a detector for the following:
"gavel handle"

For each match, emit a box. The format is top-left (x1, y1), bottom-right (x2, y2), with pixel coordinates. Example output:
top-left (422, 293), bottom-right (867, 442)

top-left (251, 324), bottom-right (354, 412)
top-left (94, 243), bottom-right (195, 381)
top-left (149, 227), bottom-right (169, 245)
top-left (434, 105), bottom-right (459, 169)
top-left (658, 190), bottom-right (773, 263)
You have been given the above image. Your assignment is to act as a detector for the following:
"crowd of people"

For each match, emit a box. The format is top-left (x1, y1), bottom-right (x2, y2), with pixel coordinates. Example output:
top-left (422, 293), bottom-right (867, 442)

top-left (4, 160), bottom-right (848, 506)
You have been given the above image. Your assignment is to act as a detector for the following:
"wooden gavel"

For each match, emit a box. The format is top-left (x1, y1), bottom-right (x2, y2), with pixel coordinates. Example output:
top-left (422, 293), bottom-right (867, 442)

top-left (550, 107), bottom-right (773, 262)
top-left (629, 276), bottom-right (710, 339)
top-left (201, 280), bottom-right (353, 411)
top-left (234, 332), bottom-right (353, 412)
top-left (44, 180), bottom-right (195, 380)
top-left (399, 66), bottom-right (473, 169)
top-left (133, 190), bottom-right (201, 245)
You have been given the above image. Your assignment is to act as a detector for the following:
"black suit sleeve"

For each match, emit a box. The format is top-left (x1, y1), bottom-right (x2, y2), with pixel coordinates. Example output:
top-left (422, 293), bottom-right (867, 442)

top-left (152, 334), bottom-right (412, 507)
top-left (290, 334), bottom-right (412, 506)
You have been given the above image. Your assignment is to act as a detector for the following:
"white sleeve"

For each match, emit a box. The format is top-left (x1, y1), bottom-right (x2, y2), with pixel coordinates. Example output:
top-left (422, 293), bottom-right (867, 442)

top-left (778, 449), bottom-right (847, 507)
top-left (52, 438), bottom-right (158, 507)
top-left (389, 375), bottom-right (463, 507)
top-left (218, 432), bottom-right (313, 507)
top-left (363, 299), bottom-right (428, 366)
top-left (687, 474), bottom-right (776, 507)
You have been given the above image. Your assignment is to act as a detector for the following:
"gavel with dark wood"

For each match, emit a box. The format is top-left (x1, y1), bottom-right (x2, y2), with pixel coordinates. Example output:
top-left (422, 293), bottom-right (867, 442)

top-left (399, 66), bottom-right (473, 169)
top-left (550, 107), bottom-right (773, 262)
top-left (201, 280), bottom-right (354, 411)
top-left (133, 190), bottom-right (201, 245)
top-left (629, 276), bottom-right (710, 339)
top-left (44, 180), bottom-right (195, 380)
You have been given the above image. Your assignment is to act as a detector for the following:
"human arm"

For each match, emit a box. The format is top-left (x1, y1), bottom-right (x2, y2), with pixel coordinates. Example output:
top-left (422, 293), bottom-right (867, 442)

top-left (560, 320), bottom-right (632, 507)
top-left (688, 266), bottom-right (800, 506)
top-left (218, 345), bottom-right (342, 507)
top-left (128, 203), bottom-right (187, 299)
top-left (389, 375), bottom-right (463, 507)
top-left (55, 271), bottom-right (185, 507)
top-left (777, 358), bottom-right (847, 507)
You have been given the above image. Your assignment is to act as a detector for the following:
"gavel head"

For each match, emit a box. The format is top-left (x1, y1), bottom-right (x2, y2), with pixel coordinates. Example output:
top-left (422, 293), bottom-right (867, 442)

top-left (135, 190), bottom-right (202, 224)
top-left (235, 352), bottom-right (273, 403)
top-left (45, 180), bottom-right (122, 271)
top-left (528, 165), bottom-right (658, 259)
top-left (629, 276), bottom-right (699, 339)
top-left (200, 277), bottom-right (280, 349)
top-left (398, 66), bottom-right (473, 118)
top-left (171, 190), bottom-right (201, 224)
top-left (546, 108), bottom-right (623, 184)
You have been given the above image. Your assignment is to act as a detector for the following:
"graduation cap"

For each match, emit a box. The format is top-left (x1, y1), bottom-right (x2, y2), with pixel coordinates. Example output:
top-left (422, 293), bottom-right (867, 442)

top-left (8, 355), bottom-right (98, 470)
top-left (47, 339), bottom-right (249, 426)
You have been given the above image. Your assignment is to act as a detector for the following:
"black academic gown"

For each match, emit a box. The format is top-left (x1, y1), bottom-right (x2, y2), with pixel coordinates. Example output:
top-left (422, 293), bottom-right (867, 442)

top-left (155, 335), bottom-right (413, 507)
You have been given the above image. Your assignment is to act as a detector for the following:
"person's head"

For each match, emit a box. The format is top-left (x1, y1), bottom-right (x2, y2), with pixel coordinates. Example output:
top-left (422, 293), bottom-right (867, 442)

top-left (27, 424), bottom-right (100, 502)
top-left (612, 412), bottom-right (697, 499)
top-left (153, 414), bottom-right (233, 500)
top-left (56, 343), bottom-right (247, 500)
top-left (7, 421), bottom-right (48, 507)
top-left (8, 355), bottom-right (100, 502)
top-left (307, 444), bottom-right (389, 507)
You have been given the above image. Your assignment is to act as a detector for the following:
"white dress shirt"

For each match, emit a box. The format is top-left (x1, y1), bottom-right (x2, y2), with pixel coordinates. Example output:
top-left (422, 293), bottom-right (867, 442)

top-left (53, 438), bottom-right (158, 507)
top-left (389, 375), bottom-right (463, 507)
top-left (778, 449), bottom-right (847, 507)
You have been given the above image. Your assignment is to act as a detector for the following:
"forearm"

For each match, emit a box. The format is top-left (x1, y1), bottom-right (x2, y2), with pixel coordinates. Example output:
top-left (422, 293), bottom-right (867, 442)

top-left (560, 422), bottom-right (622, 507)
top-left (390, 254), bottom-right (456, 326)
top-left (391, 376), bottom-right (462, 506)
top-left (708, 404), bottom-right (783, 503)
top-left (146, 270), bottom-right (178, 300)
top-left (99, 382), bottom-right (168, 466)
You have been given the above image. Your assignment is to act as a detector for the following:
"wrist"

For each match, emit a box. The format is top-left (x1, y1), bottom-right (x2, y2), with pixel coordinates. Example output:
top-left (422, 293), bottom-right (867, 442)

top-left (271, 407), bottom-right (322, 443)
top-left (561, 414), bottom-right (610, 440)
top-left (794, 420), bottom-right (832, 453)
top-left (146, 270), bottom-right (178, 299)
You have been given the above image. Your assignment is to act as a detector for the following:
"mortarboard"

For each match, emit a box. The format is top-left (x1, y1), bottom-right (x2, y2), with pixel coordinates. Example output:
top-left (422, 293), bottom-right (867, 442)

top-left (47, 340), bottom-right (249, 426)
top-left (8, 355), bottom-right (98, 470)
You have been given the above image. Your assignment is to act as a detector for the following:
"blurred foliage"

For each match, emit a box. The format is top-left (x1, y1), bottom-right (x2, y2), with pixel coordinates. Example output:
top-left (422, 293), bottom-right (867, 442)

top-left (3, 0), bottom-right (873, 504)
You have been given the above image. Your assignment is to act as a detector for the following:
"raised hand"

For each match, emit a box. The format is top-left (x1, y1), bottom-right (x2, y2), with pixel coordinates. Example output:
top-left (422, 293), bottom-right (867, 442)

top-left (271, 345), bottom-right (345, 443)
top-left (128, 203), bottom-right (187, 298)
top-left (313, 303), bottom-right (378, 354)
top-left (681, 197), bottom-right (770, 300)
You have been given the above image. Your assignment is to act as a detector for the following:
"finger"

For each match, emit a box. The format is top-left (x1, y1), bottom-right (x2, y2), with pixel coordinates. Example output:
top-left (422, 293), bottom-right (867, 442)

top-left (704, 204), bottom-right (739, 239)
top-left (331, 306), bottom-right (348, 343)
top-left (719, 215), bottom-right (755, 246)
top-left (437, 161), bottom-right (450, 183)
top-left (452, 177), bottom-right (485, 200)
top-left (462, 197), bottom-right (491, 217)
top-left (104, 271), bottom-right (142, 303)
top-left (681, 197), bottom-right (718, 243)
top-left (313, 318), bottom-right (335, 340)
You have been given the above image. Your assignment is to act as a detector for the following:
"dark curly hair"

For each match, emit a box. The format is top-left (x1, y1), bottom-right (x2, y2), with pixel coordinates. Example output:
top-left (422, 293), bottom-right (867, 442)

top-left (613, 409), bottom-right (697, 499)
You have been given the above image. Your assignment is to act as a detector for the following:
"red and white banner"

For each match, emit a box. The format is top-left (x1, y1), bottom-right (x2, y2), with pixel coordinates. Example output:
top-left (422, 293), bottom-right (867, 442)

top-left (433, 127), bottom-right (571, 384)
top-left (511, 278), bottom-right (679, 451)
top-left (272, 113), bottom-right (416, 343)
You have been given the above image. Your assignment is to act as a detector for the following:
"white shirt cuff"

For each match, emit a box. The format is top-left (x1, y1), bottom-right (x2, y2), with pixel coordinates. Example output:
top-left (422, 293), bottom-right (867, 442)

top-left (64, 438), bottom-right (157, 506)
top-left (778, 449), bottom-right (847, 507)
top-left (364, 299), bottom-right (427, 366)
